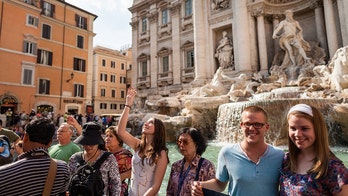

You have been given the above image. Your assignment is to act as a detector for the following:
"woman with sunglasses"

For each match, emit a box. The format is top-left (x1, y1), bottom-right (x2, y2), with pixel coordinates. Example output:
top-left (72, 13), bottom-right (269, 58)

top-left (167, 127), bottom-right (215, 196)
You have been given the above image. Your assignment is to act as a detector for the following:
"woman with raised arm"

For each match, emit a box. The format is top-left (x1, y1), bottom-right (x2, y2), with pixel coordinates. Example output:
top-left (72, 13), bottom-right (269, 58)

top-left (116, 88), bottom-right (169, 196)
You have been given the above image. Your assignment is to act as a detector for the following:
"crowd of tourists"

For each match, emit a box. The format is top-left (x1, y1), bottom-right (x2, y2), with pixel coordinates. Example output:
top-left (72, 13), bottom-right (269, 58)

top-left (0, 88), bottom-right (347, 195)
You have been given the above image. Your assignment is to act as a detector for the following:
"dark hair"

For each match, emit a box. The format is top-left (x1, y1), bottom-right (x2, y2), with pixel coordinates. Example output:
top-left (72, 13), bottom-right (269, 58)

top-left (176, 127), bottom-right (207, 155)
top-left (25, 118), bottom-right (55, 145)
top-left (0, 119), bottom-right (2, 126)
top-left (139, 118), bottom-right (169, 165)
top-left (105, 126), bottom-right (123, 147)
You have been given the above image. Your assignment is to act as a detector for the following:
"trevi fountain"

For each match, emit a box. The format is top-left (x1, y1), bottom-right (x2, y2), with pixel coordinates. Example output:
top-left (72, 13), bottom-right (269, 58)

top-left (128, 0), bottom-right (348, 147)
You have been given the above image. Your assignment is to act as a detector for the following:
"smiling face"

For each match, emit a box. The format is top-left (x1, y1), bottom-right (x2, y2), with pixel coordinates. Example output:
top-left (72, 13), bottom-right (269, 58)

top-left (240, 111), bottom-right (269, 145)
top-left (142, 118), bottom-right (155, 135)
top-left (288, 114), bottom-right (316, 152)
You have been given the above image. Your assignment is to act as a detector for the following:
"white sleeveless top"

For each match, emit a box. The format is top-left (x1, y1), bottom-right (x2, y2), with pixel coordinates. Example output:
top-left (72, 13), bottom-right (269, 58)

top-left (129, 151), bottom-right (157, 196)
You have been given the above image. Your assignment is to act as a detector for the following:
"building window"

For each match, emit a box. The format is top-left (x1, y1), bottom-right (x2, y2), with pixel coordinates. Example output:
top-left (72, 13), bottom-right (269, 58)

top-left (185, 0), bottom-right (193, 16)
top-left (186, 50), bottom-right (194, 68)
top-left (23, 41), bottom-right (37, 55)
top-left (39, 79), bottom-right (50, 94)
top-left (102, 59), bottom-right (106, 66)
top-left (100, 73), bottom-right (107, 82)
top-left (27, 15), bottom-right (38, 27)
top-left (162, 9), bottom-right (168, 25)
top-left (42, 24), bottom-right (51, 39)
top-left (100, 103), bottom-right (107, 109)
top-left (73, 58), bottom-right (86, 72)
top-left (110, 104), bottom-right (117, 110)
top-left (101, 88), bottom-right (106, 97)
top-left (111, 75), bottom-right (116, 83)
top-left (162, 56), bottom-right (169, 72)
top-left (141, 61), bottom-right (147, 77)
top-left (75, 14), bottom-right (87, 30)
top-left (74, 84), bottom-right (84, 97)
top-left (111, 61), bottom-right (115, 68)
top-left (22, 66), bottom-right (34, 85)
top-left (42, 1), bottom-right (55, 17)
top-left (121, 90), bottom-right (125, 98)
top-left (141, 18), bottom-right (147, 32)
top-left (24, 0), bottom-right (37, 6)
top-left (77, 35), bottom-right (84, 49)
top-left (111, 89), bottom-right (116, 98)
top-left (119, 76), bottom-right (126, 84)
top-left (37, 49), bottom-right (53, 65)
top-left (121, 63), bottom-right (125, 70)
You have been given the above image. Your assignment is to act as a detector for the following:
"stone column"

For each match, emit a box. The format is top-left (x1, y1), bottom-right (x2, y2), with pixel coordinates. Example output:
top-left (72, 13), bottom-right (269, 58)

top-left (148, 10), bottom-right (158, 88)
top-left (337, 0), bottom-right (348, 46)
top-left (170, 3), bottom-right (181, 85)
top-left (249, 13), bottom-right (258, 71)
top-left (323, 0), bottom-right (339, 58)
top-left (131, 17), bottom-right (139, 88)
top-left (193, 0), bottom-right (209, 82)
top-left (311, 1), bottom-right (328, 59)
top-left (255, 11), bottom-right (268, 74)
top-left (232, 0), bottom-right (252, 72)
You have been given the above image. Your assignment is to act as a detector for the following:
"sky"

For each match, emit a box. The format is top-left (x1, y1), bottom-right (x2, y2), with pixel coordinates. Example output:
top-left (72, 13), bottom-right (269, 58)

top-left (65, 0), bottom-right (133, 51)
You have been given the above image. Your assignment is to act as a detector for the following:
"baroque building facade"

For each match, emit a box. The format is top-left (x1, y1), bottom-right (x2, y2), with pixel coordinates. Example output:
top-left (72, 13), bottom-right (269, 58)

top-left (129, 0), bottom-right (348, 107)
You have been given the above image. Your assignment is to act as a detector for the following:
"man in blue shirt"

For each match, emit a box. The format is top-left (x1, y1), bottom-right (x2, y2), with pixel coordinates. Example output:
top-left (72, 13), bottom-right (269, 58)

top-left (192, 106), bottom-right (284, 196)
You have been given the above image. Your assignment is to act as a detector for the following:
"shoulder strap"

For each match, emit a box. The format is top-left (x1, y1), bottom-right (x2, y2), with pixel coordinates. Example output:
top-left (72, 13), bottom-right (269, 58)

top-left (93, 152), bottom-right (111, 169)
top-left (75, 152), bottom-right (85, 165)
top-left (195, 157), bottom-right (205, 181)
top-left (43, 158), bottom-right (57, 196)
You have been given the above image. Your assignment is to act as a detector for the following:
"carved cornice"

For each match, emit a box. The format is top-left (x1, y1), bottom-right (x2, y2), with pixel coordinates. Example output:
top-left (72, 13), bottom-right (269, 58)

top-left (248, 0), bottom-right (318, 17)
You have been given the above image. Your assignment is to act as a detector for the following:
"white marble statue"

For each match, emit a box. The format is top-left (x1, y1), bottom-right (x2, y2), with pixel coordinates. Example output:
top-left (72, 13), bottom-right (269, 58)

top-left (215, 31), bottom-right (233, 69)
top-left (272, 9), bottom-right (311, 68)
top-left (329, 46), bottom-right (348, 92)
top-left (211, 0), bottom-right (230, 10)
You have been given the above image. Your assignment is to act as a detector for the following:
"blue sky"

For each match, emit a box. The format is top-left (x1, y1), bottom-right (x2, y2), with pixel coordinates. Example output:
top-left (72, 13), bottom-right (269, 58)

top-left (66, 0), bottom-right (133, 51)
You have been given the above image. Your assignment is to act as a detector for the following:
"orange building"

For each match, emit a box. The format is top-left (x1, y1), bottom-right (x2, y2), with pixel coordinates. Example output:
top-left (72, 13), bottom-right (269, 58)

top-left (92, 46), bottom-right (132, 116)
top-left (0, 0), bottom-right (97, 120)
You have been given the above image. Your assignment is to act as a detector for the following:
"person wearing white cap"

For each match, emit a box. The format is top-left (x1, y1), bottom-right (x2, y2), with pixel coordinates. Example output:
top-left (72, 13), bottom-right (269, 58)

top-left (279, 104), bottom-right (348, 195)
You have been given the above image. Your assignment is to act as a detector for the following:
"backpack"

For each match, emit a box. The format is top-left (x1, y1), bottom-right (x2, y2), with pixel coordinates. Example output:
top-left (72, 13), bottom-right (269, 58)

top-left (68, 152), bottom-right (111, 196)
top-left (0, 135), bottom-right (13, 166)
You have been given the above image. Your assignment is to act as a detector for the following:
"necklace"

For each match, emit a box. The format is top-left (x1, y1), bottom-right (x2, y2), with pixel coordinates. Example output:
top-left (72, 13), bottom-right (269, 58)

top-left (84, 149), bottom-right (99, 164)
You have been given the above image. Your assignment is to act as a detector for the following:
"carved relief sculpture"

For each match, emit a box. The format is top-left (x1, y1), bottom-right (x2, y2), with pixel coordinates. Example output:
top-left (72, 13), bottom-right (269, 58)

top-left (211, 0), bottom-right (230, 10)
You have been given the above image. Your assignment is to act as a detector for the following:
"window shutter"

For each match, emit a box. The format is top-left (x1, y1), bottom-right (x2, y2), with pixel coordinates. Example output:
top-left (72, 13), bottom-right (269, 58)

top-left (81, 85), bottom-right (84, 97)
top-left (48, 51), bottom-right (53, 65)
top-left (33, 43), bottom-right (37, 55)
top-left (37, 49), bottom-right (42, 63)
top-left (74, 84), bottom-right (77, 97)
top-left (51, 4), bottom-right (55, 17)
top-left (47, 80), bottom-right (50, 94)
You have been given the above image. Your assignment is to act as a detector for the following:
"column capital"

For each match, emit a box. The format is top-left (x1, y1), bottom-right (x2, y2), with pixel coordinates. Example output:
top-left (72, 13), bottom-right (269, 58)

top-left (252, 8), bottom-right (265, 17)
top-left (147, 12), bottom-right (158, 23)
top-left (169, 3), bottom-right (181, 15)
top-left (310, 0), bottom-right (323, 9)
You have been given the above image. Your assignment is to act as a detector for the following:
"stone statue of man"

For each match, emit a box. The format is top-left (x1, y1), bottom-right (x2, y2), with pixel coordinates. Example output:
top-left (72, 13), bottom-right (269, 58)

top-left (272, 9), bottom-right (311, 68)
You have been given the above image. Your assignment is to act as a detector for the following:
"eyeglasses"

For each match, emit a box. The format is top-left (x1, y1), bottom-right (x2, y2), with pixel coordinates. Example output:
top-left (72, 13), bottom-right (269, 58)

top-left (57, 130), bottom-right (70, 133)
top-left (177, 140), bottom-right (192, 146)
top-left (242, 122), bottom-right (266, 129)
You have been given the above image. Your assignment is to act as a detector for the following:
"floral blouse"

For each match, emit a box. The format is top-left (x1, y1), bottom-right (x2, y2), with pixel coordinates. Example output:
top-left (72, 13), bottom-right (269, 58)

top-left (113, 148), bottom-right (133, 196)
top-left (68, 150), bottom-right (121, 196)
top-left (166, 155), bottom-right (216, 196)
top-left (279, 152), bottom-right (348, 195)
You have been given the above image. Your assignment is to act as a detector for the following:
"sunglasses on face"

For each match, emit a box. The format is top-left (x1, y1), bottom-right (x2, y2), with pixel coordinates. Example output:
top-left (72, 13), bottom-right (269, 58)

top-left (177, 139), bottom-right (192, 146)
